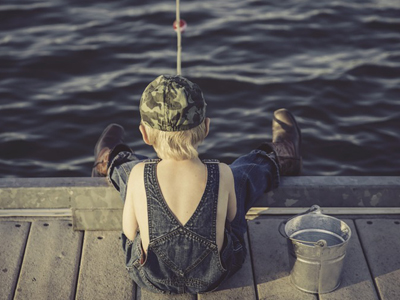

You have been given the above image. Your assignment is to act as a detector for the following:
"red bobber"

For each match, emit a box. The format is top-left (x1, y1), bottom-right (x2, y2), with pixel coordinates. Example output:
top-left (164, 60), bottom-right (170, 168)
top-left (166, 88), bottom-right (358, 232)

top-left (173, 19), bottom-right (187, 33)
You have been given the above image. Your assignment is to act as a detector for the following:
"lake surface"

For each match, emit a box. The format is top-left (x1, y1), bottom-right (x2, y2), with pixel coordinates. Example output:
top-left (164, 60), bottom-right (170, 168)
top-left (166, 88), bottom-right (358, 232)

top-left (1, 0), bottom-right (399, 177)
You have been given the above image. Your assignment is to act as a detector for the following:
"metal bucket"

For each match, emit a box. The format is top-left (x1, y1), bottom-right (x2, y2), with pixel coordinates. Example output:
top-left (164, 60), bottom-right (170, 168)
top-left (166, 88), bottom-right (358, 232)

top-left (279, 205), bottom-right (351, 294)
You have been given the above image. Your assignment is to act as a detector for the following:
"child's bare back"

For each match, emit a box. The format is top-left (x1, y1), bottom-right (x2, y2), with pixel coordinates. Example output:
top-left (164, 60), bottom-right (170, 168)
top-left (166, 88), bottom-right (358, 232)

top-left (124, 158), bottom-right (236, 253)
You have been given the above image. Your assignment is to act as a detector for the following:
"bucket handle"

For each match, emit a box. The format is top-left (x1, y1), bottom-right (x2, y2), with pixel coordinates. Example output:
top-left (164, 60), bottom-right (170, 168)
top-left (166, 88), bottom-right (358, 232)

top-left (278, 219), bottom-right (289, 239)
top-left (278, 205), bottom-right (326, 246)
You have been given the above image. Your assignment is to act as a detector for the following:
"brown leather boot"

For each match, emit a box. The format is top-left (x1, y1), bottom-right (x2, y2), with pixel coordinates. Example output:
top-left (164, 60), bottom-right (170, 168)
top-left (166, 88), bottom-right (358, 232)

top-left (92, 124), bottom-right (131, 177)
top-left (268, 108), bottom-right (302, 176)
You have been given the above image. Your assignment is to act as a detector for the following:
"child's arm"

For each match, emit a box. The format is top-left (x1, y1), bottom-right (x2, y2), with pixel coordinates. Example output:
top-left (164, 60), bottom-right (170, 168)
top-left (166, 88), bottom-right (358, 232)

top-left (221, 163), bottom-right (237, 222)
top-left (122, 163), bottom-right (142, 241)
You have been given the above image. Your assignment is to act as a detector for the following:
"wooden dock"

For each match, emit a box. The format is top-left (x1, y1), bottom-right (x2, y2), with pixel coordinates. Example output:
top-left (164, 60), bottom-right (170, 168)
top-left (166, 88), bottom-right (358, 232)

top-left (1, 215), bottom-right (400, 300)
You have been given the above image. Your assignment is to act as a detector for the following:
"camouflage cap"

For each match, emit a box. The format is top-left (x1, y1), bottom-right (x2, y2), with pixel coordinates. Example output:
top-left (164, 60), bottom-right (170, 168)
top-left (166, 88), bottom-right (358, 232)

top-left (139, 75), bottom-right (207, 132)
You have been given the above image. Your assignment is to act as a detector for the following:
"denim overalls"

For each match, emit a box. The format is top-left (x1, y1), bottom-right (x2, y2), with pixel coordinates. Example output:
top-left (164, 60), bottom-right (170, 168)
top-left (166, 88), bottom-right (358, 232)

top-left (108, 149), bottom-right (279, 294)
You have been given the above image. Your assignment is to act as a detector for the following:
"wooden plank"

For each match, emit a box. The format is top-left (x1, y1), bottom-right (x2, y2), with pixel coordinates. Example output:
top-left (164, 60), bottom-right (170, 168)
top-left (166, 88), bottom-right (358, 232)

top-left (0, 221), bottom-right (30, 300)
top-left (75, 231), bottom-right (136, 300)
top-left (137, 288), bottom-right (196, 300)
top-left (72, 208), bottom-right (122, 231)
top-left (356, 219), bottom-right (400, 300)
top-left (247, 207), bottom-right (400, 217)
top-left (14, 221), bottom-right (82, 300)
top-left (0, 209), bottom-right (72, 217)
top-left (248, 218), bottom-right (317, 300)
top-left (199, 233), bottom-right (257, 300)
top-left (319, 219), bottom-right (378, 300)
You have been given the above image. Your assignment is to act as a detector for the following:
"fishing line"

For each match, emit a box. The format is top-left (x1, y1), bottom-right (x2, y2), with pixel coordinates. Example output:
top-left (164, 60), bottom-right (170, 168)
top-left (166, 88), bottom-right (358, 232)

top-left (176, 0), bottom-right (182, 75)
top-left (173, 0), bottom-right (187, 75)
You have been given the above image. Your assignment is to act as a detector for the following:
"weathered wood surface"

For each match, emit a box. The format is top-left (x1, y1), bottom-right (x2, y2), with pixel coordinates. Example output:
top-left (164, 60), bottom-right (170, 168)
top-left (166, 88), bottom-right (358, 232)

top-left (0, 221), bottom-right (30, 300)
top-left (137, 288), bottom-right (196, 300)
top-left (13, 221), bottom-right (82, 300)
top-left (356, 219), bottom-right (400, 300)
top-left (1, 216), bottom-right (400, 299)
top-left (76, 231), bottom-right (136, 300)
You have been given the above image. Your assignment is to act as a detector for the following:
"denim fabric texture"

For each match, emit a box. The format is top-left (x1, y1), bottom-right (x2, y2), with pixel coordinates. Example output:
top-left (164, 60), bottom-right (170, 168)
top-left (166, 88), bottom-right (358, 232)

top-left (229, 149), bottom-right (279, 237)
top-left (109, 149), bottom-right (279, 294)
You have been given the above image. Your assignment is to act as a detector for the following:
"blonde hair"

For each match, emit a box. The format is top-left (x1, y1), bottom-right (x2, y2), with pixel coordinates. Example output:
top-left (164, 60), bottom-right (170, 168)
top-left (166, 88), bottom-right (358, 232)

top-left (143, 121), bottom-right (207, 160)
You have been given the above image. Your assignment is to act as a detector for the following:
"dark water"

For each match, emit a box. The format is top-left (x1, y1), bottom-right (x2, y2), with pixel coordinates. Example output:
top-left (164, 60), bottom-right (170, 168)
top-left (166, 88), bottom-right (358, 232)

top-left (1, 0), bottom-right (400, 178)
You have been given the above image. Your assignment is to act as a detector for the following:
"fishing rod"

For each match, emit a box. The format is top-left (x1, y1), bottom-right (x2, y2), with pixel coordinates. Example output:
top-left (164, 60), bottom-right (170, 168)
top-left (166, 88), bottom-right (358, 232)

top-left (173, 0), bottom-right (187, 75)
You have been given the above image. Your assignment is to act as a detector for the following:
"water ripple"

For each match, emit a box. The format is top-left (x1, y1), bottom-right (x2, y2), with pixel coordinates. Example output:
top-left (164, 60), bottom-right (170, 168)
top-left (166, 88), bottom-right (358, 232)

top-left (1, 0), bottom-right (400, 177)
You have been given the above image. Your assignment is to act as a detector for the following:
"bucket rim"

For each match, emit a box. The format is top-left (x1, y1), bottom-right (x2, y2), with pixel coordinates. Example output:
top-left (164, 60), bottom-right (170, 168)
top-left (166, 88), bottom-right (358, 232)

top-left (288, 228), bottom-right (351, 248)
top-left (278, 205), bottom-right (352, 247)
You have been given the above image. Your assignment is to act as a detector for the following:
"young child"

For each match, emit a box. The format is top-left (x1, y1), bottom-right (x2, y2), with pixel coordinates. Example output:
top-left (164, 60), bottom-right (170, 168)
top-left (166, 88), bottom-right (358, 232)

top-left (92, 75), bottom-right (301, 294)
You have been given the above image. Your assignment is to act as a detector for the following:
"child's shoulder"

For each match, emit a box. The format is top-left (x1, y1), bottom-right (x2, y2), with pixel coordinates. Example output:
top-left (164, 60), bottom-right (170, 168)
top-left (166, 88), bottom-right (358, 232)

top-left (215, 162), bottom-right (235, 192)
top-left (202, 159), bottom-right (232, 173)
top-left (202, 160), bottom-right (234, 184)
top-left (128, 159), bottom-right (162, 180)
top-left (130, 158), bottom-right (160, 172)
top-left (218, 162), bottom-right (234, 179)
top-left (128, 161), bottom-right (146, 183)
